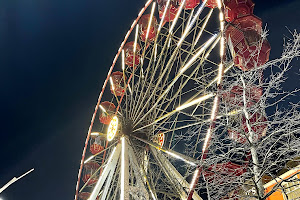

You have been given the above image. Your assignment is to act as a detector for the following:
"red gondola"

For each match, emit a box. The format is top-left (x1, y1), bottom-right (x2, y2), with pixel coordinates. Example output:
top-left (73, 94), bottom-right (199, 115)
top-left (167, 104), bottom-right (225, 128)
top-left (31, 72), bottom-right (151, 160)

top-left (157, 0), bottom-right (179, 22)
top-left (228, 112), bottom-right (267, 144)
top-left (78, 192), bottom-right (90, 200)
top-left (99, 101), bottom-right (116, 124)
top-left (110, 71), bottom-right (125, 96)
top-left (180, 0), bottom-right (200, 9)
top-left (224, 0), bottom-right (255, 22)
top-left (78, 192), bottom-right (99, 200)
top-left (203, 162), bottom-right (246, 183)
top-left (139, 14), bottom-right (158, 42)
top-left (124, 42), bottom-right (141, 67)
top-left (90, 143), bottom-right (104, 155)
top-left (202, 0), bottom-right (218, 8)
top-left (222, 85), bottom-right (262, 108)
top-left (225, 15), bottom-right (271, 71)
top-left (233, 39), bottom-right (271, 71)
top-left (82, 161), bottom-right (100, 185)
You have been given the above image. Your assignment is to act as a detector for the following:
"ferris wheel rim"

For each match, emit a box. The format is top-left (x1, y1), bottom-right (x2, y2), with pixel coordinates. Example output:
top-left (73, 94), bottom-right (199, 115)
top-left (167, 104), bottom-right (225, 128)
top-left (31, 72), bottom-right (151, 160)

top-left (74, 0), bottom-right (231, 199)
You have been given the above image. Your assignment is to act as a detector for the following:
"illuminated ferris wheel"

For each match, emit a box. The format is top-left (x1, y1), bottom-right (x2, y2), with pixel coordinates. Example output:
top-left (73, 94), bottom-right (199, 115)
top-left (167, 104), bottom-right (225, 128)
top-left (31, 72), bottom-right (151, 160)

top-left (74, 0), bottom-right (271, 199)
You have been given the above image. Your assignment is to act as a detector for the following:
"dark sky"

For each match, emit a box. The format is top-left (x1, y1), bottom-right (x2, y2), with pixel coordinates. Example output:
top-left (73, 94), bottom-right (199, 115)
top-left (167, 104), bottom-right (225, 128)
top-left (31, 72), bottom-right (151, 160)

top-left (0, 0), bottom-right (299, 199)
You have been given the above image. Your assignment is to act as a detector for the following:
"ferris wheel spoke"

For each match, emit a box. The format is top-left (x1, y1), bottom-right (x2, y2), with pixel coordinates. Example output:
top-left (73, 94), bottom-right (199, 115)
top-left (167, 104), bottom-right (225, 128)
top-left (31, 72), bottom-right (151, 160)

top-left (132, 135), bottom-right (198, 166)
top-left (132, 94), bottom-right (212, 134)
top-left (130, 32), bottom-right (174, 119)
top-left (156, 93), bottom-right (214, 125)
top-left (180, 61), bottom-right (234, 115)
top-left (133, 62), bottom-right (228, 135)
top-left (133, 33), bottom-right (220, 127)
top-left (153, 54), bottom-right (207, 120)
top-left (131, 7), bottom-right (200, 120)
top-left (153, 106), bottom-right (208, 134)
top-left (131, 49), bottom-right (179, 122)
top-left (129, 7), bottom-right (182, 117)
top-left (161, 120), bottom-right (206, 136)
top-left (128, 26), bottom-right (140, 120)
top-left (168, 0), bottom-right (186, 35)
top-left (194, 8), bottom-right (214, 47)
top-left (149, 146), bottom-right (203, 200)
top-left (130, 45), bottom-right (163, 119)
top-left (130, 3), bottom-right (157, 116)
top-left (177, 0), bottom-right (206, 48)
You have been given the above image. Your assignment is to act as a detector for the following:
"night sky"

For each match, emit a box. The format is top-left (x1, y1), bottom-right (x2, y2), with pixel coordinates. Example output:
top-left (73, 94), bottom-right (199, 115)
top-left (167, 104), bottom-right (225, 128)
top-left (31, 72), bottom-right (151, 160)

top-left (0, 0), bottom-right (299, 199)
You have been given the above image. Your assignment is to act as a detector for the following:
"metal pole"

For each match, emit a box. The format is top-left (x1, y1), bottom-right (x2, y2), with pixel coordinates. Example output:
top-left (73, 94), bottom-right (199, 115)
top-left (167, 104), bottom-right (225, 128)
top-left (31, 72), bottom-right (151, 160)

top-left (0, 168), bottom-right (34, 194)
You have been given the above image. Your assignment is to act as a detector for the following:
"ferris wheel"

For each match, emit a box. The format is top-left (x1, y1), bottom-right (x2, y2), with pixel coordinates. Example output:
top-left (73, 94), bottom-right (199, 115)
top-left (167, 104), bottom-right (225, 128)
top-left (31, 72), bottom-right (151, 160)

top-left (74, 0), bottom-right (271, 200)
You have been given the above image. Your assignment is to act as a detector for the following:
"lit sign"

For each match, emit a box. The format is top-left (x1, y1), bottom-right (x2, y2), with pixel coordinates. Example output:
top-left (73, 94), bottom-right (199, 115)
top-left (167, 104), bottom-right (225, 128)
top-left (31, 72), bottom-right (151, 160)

top-left (153, 132), bottom-right (165, 147)
top-left (107, 116), bottom-right (118, 141)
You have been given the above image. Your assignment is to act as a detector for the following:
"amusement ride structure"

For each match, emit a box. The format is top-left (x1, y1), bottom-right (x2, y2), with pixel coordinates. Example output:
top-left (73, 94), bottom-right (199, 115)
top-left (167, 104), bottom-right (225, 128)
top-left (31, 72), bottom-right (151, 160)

top-left (74, 0), bottom-right (271, 199)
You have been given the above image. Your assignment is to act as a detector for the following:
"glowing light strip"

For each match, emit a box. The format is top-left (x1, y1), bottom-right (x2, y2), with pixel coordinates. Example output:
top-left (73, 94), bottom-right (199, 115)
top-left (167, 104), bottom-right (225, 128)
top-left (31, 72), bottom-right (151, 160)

top-left (154, 110), bottom-right (176, 123)
top-left (157, 0), bottom-right (170, 34)
top-left (134, 24), bottom-right (139, 53)
top-left (99, 105), bottom-right (107, 113)
top-left (210, 96), bottom-right (219, 121)
top-left (122, 50), bottom-right (125, 70)
top-left (219, 13), bottom-right (225, 32)
top-left (168, 37), bottom-right (171, 48)
top-left (186, 9), bottom-right (194, 31)
top-left (177, 0), bottom-right (206, 47)
top-left (150, 190), bottom-right (157, 200)
top-left (128, 84), bottom-right (132, 94)
top-left (220, 36), bottom-right (225, 57)
top-left (91, 132), bottom-right (100, 136)
top-left (169, 0), bottom-right (186, 34)
top-left (145, 2), bottom-right (156, 41)
top-left (204, 35), bottom-right (220, 59)
top-left (89, 147), bottom-right (117, 200)
top-left (141, 67), bottom-right (145, 79)
top-left (166, 151), bottom-right (196, 166)
top-left (217, 0), bottom-right (222, 9)
top-left (133, 135), bottom-right (197, 166)
top-left (202, 96), bottom-right (219, 153)
top-left (202, 128), bottom-right (211, 153)
top-left (154, 93), bottom-right (214, 123)
top-left (176, 93), bottom-right (214, 111)
top-left (84, 156), bottom-right (94, 164)
top-left (154, 43), bottom-right (158, 61)
top-left (121, 137), bottom-right (125, 200)
top-left (195, 8), bottom-right (213, 46)
top-left (109, 77), bottom-right (115, 91)
top-left (180, 33), bottom-right (219, 74)
top-left (190, 169), bottom-right (199, 190)
top-left (217, 63), bottom-right (223, 85)
top-left (208, 62), bottom-right (233, 87)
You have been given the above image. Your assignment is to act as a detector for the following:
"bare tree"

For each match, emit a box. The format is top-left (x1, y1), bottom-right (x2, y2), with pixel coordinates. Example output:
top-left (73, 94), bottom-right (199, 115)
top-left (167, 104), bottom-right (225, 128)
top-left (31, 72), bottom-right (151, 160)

top-left (185, 31), bottom-right (300, 200)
